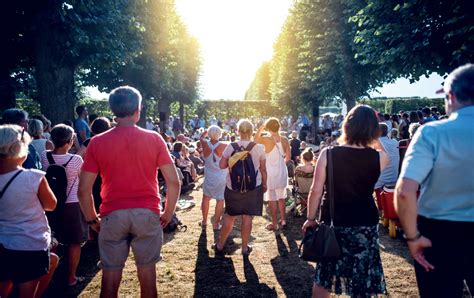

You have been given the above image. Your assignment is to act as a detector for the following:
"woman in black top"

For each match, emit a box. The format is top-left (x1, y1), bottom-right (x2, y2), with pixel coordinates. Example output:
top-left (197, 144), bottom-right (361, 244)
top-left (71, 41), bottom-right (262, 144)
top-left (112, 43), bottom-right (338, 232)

top-left (303, 105), bottom-right (389, 297)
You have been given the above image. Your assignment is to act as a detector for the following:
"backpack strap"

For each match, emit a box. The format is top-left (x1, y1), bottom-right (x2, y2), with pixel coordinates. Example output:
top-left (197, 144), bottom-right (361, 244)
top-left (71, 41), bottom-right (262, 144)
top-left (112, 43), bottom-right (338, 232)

top-left (46, 151), bottom-right (56, 165)
top-left (231, 142), bottom-right (240, 152)
top-left (0, 170), bottom-right (23, 199)
top-left (62, 155), bottom-right (74, 167)
top-left (245, 142), bottom-right (256, 152)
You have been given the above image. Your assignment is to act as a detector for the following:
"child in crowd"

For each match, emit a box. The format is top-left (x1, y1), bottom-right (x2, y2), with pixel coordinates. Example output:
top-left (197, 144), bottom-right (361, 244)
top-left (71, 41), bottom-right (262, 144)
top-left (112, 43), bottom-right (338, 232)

top-left (0, 125), bottom-right (58, 298)
top-left (41, 124), bottom-right (87, 286)
top-left (295, 148), bottom-right (315, 175)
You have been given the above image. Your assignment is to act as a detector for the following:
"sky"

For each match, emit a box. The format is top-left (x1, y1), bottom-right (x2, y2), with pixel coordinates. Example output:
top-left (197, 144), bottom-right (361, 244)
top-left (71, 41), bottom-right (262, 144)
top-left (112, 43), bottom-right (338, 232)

top-left (88, 1), bottom-right (444, 100)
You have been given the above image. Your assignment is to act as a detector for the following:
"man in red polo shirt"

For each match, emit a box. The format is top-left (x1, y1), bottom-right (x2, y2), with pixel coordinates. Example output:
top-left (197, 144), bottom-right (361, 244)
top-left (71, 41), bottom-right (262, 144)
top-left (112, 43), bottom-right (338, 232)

top-left (78, 86), bottom-right (180, 298)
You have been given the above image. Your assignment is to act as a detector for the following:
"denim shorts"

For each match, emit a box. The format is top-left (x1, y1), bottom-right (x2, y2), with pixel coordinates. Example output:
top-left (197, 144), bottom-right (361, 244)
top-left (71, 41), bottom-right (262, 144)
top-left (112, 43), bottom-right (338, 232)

top-left (99, 208), bottom-right (163, 270)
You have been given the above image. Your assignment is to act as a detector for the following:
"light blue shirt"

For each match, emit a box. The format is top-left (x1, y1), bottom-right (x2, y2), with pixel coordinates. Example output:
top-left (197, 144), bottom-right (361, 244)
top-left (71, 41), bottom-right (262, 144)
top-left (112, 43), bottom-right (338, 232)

top-left (75, 118), bottom-right (91, 145)
top-left (375, 137), bottom-right (399, 189)
top-left (400, 105), bottom-right (474, 222)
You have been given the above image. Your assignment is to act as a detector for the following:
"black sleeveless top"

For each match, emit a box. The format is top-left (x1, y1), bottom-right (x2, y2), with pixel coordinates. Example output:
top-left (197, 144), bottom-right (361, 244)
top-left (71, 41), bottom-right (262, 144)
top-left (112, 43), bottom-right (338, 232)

top-left (320, 146), bottom-right (380, 227)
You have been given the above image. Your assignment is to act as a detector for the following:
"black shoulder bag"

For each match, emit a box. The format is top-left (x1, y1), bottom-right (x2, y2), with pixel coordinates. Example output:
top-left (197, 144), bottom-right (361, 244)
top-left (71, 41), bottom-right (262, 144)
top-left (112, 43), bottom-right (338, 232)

top-left (298, 147), bottom-right (341, 262)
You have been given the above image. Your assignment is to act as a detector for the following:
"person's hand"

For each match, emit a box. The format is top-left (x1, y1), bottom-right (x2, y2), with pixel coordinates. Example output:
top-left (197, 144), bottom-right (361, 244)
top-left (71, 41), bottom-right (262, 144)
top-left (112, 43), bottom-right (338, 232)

top-left (302, 219), bottom-right (318, 232)
top-left (90, 219), bottom-right (101, 233)
top-left (160, 210), bottom-right (174, 228)
top-left (262, 184), bottom-right (267, 193)
top-left (407, 236), bottom-right (435, 272)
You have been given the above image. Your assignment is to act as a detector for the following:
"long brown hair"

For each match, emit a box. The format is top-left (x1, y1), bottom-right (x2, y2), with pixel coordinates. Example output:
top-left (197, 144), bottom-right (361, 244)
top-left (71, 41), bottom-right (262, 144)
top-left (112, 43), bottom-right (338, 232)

top-left (338, 105), bottom-right (380, 147)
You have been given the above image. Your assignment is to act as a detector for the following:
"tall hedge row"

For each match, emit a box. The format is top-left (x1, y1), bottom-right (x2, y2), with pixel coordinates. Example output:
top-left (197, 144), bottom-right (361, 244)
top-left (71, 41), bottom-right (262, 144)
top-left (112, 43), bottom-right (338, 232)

top-left (358, 98), bottom-right (444, 114)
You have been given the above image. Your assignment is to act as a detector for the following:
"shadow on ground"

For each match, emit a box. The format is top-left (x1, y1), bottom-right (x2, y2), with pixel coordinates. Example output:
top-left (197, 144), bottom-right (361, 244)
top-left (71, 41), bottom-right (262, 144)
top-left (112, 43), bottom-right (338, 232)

top-left (194, 229), bottom-right (277, 297)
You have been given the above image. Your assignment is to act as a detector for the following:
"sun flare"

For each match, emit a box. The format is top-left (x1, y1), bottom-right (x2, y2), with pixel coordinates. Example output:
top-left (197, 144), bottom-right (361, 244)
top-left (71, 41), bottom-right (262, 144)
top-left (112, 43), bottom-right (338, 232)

top-left (175, 0), bottom-right (292, 100)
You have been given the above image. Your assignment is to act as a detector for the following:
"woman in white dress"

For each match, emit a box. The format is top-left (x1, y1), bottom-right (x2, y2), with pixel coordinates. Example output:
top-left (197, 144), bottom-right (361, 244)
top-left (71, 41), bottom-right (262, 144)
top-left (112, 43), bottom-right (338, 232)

top-left (256, 117), bottom-right (290, 231)
top-left (200, 125), bottom-right (227, 230)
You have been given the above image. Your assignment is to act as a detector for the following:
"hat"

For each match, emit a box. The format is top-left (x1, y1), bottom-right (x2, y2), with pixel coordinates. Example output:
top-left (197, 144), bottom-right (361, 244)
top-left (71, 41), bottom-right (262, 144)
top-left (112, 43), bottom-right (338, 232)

top-left (177, 134), bottom-right (189, 143)
top-left (189, 146), bottom-right (196, 154)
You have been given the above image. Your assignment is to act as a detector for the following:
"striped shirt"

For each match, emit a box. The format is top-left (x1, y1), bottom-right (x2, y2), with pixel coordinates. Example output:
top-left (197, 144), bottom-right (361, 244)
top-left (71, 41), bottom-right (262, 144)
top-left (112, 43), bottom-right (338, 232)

top-left (41, 152), bottom-right (83, 204)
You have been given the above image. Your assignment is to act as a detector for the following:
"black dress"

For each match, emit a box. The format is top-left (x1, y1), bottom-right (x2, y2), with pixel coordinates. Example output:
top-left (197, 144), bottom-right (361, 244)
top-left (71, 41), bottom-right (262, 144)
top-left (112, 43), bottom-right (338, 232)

top-left (315, 146), bottom-right (387, 296)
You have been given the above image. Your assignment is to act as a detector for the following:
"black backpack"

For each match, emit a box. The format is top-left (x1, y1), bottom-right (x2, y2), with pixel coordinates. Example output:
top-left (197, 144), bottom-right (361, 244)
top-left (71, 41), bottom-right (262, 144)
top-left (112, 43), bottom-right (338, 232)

top-left (45, 152), bottom-right (75, 209)
top-left (229, 142), bottom-right (258, 192)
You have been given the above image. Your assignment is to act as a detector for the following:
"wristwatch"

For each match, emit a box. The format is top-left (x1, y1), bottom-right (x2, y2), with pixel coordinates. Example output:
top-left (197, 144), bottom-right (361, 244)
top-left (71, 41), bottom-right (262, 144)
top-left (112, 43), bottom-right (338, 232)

top-left (403, 231), bottom-right (421, 242)
top-left (86, 217), bottom-right (100, 225)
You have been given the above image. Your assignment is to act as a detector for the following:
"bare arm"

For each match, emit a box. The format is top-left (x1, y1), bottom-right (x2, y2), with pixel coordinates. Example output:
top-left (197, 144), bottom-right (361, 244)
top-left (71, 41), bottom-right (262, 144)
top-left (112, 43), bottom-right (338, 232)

top-left (259, 158), bottom-right (267, 193)
top-left (160, 163), bottom-right (181, 228)
top-left (37, 177), bottom-right (57, 211)
top-left (199, 131), bottom-right (211, 157)
top-left (78, 171), bottom-right (99, 229)
top-left (395, 177), bottom-right (434, 271)
top-left (302, 147), bottom-right (327, 231)
top-left (282, 137), bottom-right (291, 163)
top-left (219, 155), bottom-right (229, 169)
top-left (254, 125), bottom-right (265, 144)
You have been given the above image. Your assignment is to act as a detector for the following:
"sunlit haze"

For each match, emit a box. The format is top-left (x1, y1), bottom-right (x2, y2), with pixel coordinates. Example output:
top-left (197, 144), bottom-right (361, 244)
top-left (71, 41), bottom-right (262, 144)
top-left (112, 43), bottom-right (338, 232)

top-left (175, 0), bottom-right (293, 100)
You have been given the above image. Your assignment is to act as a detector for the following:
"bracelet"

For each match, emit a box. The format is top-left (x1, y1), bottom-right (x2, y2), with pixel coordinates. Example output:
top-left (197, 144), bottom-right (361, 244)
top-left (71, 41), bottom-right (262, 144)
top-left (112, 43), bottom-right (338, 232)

top-left (307, 217), bottom-right (316, 222)
top-left (403, 231), bottom-right (421, 242)
top-left (86, 217), bottom-right (100, 225)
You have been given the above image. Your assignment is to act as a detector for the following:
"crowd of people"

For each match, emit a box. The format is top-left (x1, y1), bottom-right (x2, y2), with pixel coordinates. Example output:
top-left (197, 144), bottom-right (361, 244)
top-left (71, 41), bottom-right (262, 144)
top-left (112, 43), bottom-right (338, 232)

top-left (0, 64), bottom-right (472, 297)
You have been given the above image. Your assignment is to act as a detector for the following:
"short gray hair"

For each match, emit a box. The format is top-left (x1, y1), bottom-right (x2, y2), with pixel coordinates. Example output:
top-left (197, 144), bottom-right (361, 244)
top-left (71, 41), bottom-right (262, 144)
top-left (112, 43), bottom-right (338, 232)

top-left (207, 125), bottom-right (222, 141)
top-left (444, 63), bottom-right (474, 104)
top-left (28, 119), bottom-right (44, 138)
top-left (0, 124), bottom-right (31, 159)
top-left (109, 86), bottom-right (142, 118)
top-left (237, 119), bottom-right (253, 138)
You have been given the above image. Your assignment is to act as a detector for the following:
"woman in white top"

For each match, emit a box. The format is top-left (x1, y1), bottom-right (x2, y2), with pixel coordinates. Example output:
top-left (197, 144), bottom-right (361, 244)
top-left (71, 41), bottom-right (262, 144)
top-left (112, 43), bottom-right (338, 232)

top-left (41, 124), bottom-right (86, 286)
top-left (200, 125), bottom-right (227, 230)
top-left (0, 125), bottom-right (57, 298)
top-left (28, 119), bottom-right (53, 164)
top-left (255, 118), bottom-right (291, 231)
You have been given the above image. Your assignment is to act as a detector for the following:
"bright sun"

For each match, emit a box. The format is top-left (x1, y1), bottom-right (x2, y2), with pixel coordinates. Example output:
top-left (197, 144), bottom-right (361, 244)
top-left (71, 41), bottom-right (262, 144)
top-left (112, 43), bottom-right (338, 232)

top-left (175, 0), bottom-right (292, 100)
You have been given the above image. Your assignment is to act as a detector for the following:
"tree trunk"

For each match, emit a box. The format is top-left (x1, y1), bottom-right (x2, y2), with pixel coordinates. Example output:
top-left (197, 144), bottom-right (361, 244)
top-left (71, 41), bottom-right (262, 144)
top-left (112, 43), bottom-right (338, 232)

top-left (137, 97), bottom-right (147, 128)
top-left (34, 64), bottom-right (75, 125)
top-left (158, 97), bottom-right (170, 132)
top-left (311, 105), bottom-right (320, 144)
top-left (345, 97), bottom-right (356, 112)
top-left (34, 5), bottom-right (76, 125)
top-left (0, 70), bottom-right (16, 113)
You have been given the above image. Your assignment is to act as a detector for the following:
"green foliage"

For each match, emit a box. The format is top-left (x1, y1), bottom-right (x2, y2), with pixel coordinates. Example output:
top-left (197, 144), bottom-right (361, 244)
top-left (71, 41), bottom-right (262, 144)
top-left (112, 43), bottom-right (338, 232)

top-left (15, 98), bottom-right (42, 117)
top-left (245, 62), bottom-right (271, 101)
top-left (358, 97), bottom-right (444, 114)
top-left (198, 100), bottom-right (284, 121)
top-left (350, 0), bottom-right (474, 80)
top-left (77, 97), bottom-right (113, 119)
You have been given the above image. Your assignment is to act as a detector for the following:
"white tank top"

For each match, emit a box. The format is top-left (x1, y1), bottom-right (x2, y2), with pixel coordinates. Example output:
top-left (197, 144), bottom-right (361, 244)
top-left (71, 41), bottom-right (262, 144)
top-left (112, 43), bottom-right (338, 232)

top-left (0, 169), bottom-right (51, 251)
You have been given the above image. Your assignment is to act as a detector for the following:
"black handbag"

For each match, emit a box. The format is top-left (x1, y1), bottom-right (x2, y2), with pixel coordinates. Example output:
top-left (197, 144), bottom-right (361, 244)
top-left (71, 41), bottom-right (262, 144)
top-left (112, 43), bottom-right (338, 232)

top-left (298, 147), bottom-right (341, 262)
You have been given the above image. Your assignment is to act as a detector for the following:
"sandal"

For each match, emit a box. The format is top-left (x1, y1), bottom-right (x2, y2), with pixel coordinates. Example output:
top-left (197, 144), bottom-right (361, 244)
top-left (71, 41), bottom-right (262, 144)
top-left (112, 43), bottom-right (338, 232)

top-left (265, 223), bottom-right (279, 231)
top-left (279, 220), bottom-right (287, 228)
top-left (213, 224), bottom-right (222, 231)
top-left (198, 221), bottom-right (207, 229)
top-left (68, 276), bottom-right (85, 286)
top-left (242, 245), bottom-right (253, 256)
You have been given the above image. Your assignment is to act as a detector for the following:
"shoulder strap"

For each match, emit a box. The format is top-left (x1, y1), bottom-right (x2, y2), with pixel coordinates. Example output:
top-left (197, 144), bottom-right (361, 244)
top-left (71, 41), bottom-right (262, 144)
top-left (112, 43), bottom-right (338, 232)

top-left (245, 142), bottom-right (256, 152)
top-left (46, 151), bottom-right (55, 165)
top-left (63, 155), bottom-right (75, 167)
top-left (231, 142), bottom-right (240, 151)
top-left (0, 170), bottom-right (23, 199)
top-left (327, 147), bottom-right (335, 227)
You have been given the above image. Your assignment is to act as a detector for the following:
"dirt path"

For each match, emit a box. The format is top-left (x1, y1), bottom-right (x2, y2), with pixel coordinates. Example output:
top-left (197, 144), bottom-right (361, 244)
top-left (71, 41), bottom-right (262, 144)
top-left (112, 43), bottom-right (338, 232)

top-left (47, 179), bottom-right (419, 297)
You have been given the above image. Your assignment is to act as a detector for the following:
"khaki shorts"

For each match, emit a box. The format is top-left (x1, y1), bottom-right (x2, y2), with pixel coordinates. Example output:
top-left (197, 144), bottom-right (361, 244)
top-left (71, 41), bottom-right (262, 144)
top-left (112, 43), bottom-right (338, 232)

top-left (99, 208), bottom-right (163, 270)
top-left (265, 187), bottom-right (287, 201)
